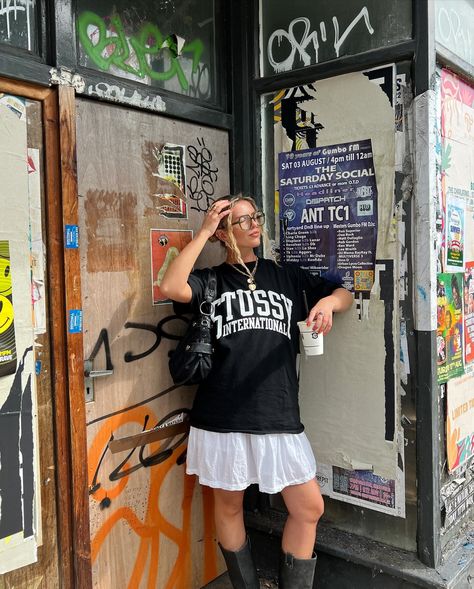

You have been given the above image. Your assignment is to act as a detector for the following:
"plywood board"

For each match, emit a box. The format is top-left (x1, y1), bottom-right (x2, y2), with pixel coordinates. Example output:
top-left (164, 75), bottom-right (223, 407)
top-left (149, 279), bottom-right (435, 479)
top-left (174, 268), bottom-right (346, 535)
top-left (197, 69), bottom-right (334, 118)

top-left (76, 98), bottom-right (229, 588)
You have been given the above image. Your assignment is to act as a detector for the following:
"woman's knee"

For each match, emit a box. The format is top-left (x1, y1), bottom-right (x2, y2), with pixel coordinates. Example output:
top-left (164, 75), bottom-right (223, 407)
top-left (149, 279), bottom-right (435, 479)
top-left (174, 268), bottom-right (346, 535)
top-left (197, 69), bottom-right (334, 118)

top-left (214, 489), bottom-right (245, 519)
top-left (294, 495), bottom-right (324, 524)
top-left (285, 488), bottom-right (324, 524)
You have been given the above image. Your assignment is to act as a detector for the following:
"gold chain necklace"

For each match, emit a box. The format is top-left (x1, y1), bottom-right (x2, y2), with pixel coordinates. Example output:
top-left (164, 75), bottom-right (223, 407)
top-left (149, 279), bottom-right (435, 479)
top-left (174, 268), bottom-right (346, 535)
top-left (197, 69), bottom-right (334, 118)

top-left (230, 257), bottom-right (259, 291)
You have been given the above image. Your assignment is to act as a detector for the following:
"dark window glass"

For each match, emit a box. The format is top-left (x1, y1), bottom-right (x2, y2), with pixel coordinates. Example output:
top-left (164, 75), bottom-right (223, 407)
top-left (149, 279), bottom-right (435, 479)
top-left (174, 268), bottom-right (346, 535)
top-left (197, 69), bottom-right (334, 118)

top-left (261, 0), bottom-right (412, 77)
top-left (0, 0), bottom-right (39, 53)
top-left (76, 0), bottom-right (216, 103)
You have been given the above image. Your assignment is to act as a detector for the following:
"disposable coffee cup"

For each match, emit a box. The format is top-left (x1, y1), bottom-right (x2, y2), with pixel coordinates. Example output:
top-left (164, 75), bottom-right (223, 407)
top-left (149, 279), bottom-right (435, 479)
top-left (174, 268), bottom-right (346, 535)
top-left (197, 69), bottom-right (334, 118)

top-left (297, 321), bottom-right (324, 356)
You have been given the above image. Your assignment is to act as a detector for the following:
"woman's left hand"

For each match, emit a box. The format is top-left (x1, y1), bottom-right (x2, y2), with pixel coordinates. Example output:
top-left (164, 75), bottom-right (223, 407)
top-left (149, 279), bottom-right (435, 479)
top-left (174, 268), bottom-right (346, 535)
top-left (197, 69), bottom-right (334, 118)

top-left (306, 298), bottom-right (337, 335)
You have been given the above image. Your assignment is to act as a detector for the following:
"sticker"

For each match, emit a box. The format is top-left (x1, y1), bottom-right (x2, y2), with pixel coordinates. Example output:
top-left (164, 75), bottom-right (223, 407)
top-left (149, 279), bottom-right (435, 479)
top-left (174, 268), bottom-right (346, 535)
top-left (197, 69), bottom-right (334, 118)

top-left (68, 310), bottom-right (83, 333)
top-left (153, 143), bottom-right (187, 219)
top-left (65, 225), bottom-right (79, 249)
top-left (0, 94), bottom-right (26, 119)
top-left (354, 270), bottom-right (374, 292)
top-left (35, 360), bottom-right (42, 375)
top-left (0, 240), bottom-right (17, 377)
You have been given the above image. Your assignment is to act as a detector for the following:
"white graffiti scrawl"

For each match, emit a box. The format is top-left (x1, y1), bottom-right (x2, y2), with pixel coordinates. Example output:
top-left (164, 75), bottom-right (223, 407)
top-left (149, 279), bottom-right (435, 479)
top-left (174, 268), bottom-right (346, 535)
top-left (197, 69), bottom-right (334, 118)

top-left (87, 83), bottom-right (167, 112)
top-left (267, 7), bottom-right (374, 73)
top-left (0, 0), bottom-right (35, 50)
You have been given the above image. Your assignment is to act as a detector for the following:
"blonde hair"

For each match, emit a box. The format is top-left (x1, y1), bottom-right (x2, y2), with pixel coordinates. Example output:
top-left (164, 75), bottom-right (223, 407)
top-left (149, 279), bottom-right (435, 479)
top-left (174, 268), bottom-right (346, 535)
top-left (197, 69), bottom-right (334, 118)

top-left (209, 194), bottom-right (275, 265)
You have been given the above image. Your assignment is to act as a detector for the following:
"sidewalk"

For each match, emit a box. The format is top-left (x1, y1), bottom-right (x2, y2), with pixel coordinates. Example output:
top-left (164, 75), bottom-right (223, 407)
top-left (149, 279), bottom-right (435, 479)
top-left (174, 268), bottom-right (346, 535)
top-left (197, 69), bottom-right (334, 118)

top-left (203, 574), bottom-right (278, 588)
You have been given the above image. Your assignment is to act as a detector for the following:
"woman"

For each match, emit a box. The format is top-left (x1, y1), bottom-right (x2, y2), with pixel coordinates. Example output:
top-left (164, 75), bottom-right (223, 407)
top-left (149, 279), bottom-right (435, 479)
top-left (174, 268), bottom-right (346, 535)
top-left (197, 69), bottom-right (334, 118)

top-left (160, 195), bottom-right (352, 588)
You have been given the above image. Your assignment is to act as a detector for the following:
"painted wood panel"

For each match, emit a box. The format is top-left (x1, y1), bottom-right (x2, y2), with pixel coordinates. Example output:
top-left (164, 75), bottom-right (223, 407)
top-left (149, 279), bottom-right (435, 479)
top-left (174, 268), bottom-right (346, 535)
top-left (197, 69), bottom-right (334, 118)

top-left (76, 98), bottom-right (229, 588)
top-left (0, 96), bottom-right (60, 586)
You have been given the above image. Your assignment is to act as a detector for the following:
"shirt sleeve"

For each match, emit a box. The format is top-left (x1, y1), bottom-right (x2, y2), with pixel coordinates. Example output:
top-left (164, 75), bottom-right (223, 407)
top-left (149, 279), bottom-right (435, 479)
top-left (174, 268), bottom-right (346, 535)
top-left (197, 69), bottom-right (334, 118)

top-left (172, 268), bottom-right (208, 315)
top-left (288, 264), bottom-right (346, 320)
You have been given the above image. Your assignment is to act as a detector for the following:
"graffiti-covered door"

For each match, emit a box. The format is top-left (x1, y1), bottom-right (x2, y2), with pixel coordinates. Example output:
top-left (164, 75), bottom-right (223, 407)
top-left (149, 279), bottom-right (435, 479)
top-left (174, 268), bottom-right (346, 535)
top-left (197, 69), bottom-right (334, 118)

top-left (76, 99), bottom-right (229, 588)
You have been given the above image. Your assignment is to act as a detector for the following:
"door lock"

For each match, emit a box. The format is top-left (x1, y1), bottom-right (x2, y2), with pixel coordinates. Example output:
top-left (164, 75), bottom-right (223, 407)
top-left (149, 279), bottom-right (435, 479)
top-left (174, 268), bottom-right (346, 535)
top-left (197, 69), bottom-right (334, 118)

top-left (84, 329), bottom-right (114, 403)
top-left (84, 360), bottom-right (113, 402)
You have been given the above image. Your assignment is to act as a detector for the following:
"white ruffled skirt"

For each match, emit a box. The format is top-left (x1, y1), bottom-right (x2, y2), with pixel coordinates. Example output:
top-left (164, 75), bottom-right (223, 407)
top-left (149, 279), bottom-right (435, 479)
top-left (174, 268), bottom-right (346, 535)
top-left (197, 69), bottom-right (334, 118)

top-left (186, 426), bottom-right (316, 494)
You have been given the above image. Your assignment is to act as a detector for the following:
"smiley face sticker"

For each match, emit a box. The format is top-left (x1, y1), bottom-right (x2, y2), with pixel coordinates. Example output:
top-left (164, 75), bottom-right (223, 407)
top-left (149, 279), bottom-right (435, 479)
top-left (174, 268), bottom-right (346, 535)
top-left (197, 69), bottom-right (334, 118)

top-left (0, 241), bottom-right (17, 376)
top-left (0, 248), bottom-right (13, 334)
top-left (0, 294), bottom-right (13, 334)
top-left (0, 253), bottom-right (12, 297)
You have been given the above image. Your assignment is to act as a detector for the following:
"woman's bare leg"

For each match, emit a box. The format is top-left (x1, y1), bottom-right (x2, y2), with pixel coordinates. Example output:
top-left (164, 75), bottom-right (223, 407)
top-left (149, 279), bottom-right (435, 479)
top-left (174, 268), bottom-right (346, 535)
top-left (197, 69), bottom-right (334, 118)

top-left (213, 488), bottom-right (246, 551)
top-left (281, 479), bottom-right (324, 558)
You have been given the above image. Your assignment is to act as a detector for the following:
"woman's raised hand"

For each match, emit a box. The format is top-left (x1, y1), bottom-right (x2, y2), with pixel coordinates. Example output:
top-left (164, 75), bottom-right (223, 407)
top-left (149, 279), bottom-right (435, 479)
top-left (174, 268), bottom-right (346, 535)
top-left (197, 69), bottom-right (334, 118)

top-left (201, 199), bottom-right (232, 238)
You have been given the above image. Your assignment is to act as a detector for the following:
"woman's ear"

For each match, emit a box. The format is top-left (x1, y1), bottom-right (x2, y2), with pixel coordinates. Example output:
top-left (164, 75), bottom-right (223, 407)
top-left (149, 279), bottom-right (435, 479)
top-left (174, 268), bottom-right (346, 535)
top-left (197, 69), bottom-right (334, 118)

top-left (215, 228), bottom-right (228, 245)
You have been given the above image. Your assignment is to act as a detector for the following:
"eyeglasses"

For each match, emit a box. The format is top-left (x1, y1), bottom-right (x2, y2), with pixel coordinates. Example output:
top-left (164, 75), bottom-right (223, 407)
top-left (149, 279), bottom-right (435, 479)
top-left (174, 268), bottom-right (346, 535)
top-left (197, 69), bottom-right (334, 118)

top-left (231, 211), bottom-right (265, 231)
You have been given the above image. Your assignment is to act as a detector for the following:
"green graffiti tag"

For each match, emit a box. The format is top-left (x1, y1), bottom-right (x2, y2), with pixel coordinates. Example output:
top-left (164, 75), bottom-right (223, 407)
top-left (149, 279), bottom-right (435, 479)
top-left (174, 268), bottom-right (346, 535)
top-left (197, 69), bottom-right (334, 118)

top-left (77, 11), bottom-right (204, 90)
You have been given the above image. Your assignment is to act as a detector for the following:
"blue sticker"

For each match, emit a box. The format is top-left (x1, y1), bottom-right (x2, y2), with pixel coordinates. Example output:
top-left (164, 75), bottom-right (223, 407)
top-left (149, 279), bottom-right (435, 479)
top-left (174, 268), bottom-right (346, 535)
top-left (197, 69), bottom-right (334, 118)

top-left (65, 225), bottom-right (79, 249)
top-left (35, 360), bottom-right (42, 375)
top-left (69, 310), bottom-right (83, 333)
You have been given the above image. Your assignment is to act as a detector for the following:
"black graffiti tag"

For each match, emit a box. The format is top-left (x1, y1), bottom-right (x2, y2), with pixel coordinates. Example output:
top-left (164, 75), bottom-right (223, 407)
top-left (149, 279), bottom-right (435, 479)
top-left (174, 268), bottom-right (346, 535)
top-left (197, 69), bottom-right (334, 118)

top-left (86, 314), bottom-right (191, 505)
top-left (186, 137), bottom-right (219, 213)
top-left (123, 315), bottom-right (187, 362)
top-left (89, 409), bottom-right (190, 506)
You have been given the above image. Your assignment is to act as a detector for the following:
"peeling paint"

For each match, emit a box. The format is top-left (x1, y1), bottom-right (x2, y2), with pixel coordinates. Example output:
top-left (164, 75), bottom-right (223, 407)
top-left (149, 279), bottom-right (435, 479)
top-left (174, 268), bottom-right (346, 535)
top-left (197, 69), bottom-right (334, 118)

top-left (49, 67), bottom-right (85, 93)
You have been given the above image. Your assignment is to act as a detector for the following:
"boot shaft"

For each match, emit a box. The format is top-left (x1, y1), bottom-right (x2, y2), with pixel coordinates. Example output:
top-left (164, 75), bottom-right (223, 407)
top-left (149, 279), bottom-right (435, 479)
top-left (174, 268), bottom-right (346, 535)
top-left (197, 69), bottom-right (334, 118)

top-left (279, 551), bottom-right (317, 589)
top-left (219, 537), bottom-right (260, 589)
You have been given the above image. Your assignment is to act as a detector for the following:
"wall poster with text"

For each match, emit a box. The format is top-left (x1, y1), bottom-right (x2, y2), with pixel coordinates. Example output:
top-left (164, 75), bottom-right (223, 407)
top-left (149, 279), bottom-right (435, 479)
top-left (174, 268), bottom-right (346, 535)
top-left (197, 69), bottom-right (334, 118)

top-left (465, 262), bottom-right (474, 369)
top-left (150, 229), bottom-right (193, 305)
top-left (440, 69), bottom-right (474, 273)
top-left (446, 374), bottom-right (474, 472)
top-left (437, 272), bottom-right (464, 383)
top-left (278, 139), bottom-right (378, 292)
top-left (316, 459), bottom-right (405, 518)
top-left (446, 195), bottom-right (465, 271)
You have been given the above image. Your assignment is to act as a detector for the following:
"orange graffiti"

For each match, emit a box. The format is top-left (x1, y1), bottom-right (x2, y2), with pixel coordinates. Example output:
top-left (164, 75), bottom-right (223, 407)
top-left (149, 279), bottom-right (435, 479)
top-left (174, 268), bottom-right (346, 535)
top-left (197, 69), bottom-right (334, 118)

top-left (88, 406), bottom-right (220, 588)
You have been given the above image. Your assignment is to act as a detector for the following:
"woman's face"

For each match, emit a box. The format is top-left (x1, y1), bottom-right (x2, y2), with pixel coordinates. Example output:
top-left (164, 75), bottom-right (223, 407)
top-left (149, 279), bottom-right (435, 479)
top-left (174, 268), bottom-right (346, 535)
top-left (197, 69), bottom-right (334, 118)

top-left (453, 284), bottom-right (460, 305)
top-left (226, 199), bottom-right (263, 250)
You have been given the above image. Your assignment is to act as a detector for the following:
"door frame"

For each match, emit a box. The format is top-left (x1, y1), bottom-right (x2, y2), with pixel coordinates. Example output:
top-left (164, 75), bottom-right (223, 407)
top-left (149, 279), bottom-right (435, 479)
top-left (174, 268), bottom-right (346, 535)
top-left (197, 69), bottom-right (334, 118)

top-left (0, 78), bottom-right (91, 588)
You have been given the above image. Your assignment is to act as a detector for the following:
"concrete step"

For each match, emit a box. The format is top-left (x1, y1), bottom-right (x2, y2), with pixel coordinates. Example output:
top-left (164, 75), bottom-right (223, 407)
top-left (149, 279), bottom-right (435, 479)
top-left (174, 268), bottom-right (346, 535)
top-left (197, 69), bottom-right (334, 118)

top-left (244, 512), bottom-right (474, 589)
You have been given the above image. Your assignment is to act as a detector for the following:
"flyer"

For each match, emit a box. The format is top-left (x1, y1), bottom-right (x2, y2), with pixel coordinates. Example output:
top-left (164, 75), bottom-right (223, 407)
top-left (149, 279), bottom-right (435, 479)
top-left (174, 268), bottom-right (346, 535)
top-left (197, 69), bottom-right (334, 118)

top-left (150, 229), bottom-right (193, 305)
top-left (278, 139), bottom-right (378, 292)
top-left (437, 272), bottom-right (464, 384)
top-left (332, 467), bottom-right (395, 509)
top-left (446, 374), bottom-right (474, 472)
top-left (446, 195), bottom-right (465, 271)
top-left (0, 241), bottom-right (17, 377)
top-left (316, 461), bottom-right (405, 518)
top-left (465, 262), bottom-right (474, 368)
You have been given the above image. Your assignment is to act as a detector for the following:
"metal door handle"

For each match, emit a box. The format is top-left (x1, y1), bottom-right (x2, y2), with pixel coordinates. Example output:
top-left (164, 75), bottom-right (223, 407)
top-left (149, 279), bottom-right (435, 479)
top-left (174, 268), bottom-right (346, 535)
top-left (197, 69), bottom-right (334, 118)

top-left (84, 360), bottom-right (113, 402)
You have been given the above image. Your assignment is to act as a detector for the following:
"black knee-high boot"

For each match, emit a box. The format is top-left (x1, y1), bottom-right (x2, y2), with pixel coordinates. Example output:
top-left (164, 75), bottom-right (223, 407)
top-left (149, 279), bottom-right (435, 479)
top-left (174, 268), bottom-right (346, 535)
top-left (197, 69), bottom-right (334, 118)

top-left (279, 550), bottom-right (317, 589)
top-left (218, 537), bottom-right (260, 589)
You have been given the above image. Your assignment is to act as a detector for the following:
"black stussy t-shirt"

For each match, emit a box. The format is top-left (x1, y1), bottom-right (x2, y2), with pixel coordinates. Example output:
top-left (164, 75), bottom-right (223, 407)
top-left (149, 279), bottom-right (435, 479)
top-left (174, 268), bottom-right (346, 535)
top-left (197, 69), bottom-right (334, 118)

top-left (185, 258), bottom-right (341, 434)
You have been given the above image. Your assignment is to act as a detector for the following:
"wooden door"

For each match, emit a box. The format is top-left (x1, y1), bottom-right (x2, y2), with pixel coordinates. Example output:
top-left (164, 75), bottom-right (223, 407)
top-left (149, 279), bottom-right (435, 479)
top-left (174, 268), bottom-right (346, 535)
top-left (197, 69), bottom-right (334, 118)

top-left (0, 83), bottom-right (63, 587)
top-left (76, 98), bottom-right (230, 588)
